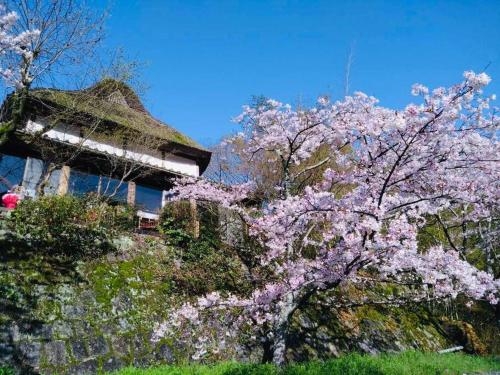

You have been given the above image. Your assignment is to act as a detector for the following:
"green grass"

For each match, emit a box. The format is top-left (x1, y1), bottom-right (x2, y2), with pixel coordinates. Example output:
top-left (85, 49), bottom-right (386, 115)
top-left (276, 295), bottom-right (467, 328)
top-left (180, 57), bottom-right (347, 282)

top-left (0, 367), bottom-right (14, 375)
top-left (111, 351), bottom-right (500, 375)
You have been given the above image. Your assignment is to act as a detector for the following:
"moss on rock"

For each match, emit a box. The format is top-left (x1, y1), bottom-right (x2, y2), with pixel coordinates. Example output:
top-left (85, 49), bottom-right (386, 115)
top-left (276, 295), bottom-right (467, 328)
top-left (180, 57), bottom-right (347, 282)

top-left (0, 229), bottom-right (497, 374)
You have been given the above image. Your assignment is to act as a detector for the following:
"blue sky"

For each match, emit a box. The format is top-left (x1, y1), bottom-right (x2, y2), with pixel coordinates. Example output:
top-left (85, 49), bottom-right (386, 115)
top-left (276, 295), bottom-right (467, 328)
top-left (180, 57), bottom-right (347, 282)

top-left (97, 0), bottom-right (500, 146)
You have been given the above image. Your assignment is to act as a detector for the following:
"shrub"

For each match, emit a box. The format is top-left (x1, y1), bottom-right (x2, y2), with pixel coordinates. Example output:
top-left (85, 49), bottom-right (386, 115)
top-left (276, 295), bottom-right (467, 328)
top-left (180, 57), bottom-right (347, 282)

top-left (171, 240), bottom-right (251, 295)
top-left (158, 201), bottom-right (221, 247)
top-left (8, 194), bottom-right (136, 258)
top-left (159, 201), bottom-right (251, 295)
top-left (158, 201), bottom-right (195, 247)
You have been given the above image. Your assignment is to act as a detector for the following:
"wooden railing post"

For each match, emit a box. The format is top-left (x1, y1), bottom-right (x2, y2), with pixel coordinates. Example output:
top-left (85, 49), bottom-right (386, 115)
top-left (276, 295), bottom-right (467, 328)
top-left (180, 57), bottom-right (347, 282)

top-left (190, 199), bottom-right (200, 238)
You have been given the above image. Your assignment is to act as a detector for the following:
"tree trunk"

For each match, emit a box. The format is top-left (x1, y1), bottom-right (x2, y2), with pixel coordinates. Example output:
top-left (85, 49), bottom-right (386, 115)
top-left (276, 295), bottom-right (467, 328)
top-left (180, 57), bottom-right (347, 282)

top-left (261, 337), bottom-right (274, 363)
top-left (270, 292), bottom-right (296, 366)
top-left (36, 164), bottom-right (56, 196)
top-left (269, 283), bottom-right (322, 366)
top-left (271, 319), bottom-right (289, 366)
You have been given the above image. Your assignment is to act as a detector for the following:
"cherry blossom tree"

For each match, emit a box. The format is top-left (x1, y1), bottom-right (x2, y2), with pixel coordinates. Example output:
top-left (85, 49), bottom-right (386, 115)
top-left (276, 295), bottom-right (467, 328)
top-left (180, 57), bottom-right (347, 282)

top-left (2, 0), bottom-right (105, 90)
top-left (0, 0), bottom-right (106, 146)
top-left (154, 71), bottom-right (500, 365)
top-left (0, 4), bottom-right (39, 89)
top-left (0, 4), bottom-right (39, 144)
top-left (0, 6), bottom-right (37, 95)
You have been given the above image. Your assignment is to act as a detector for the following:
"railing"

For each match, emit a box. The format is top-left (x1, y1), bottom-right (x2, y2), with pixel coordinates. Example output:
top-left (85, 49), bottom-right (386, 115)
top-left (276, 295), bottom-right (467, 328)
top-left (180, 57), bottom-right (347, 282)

top-left (137, 216), bottom-right (159, 230)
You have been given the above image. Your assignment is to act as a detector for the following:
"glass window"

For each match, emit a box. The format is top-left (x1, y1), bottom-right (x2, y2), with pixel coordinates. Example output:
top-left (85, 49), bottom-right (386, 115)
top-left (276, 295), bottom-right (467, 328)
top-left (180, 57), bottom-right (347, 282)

top-left (100, 177), bottom-right (128, 203)
top-left (135, 184), bottom-right (163, 213)
top-left (69, 170), bottom-right (100, 196)
top-left (0, 154), bottom-right (27, 192)
top-left (44, 168), bottom-right (61, 195)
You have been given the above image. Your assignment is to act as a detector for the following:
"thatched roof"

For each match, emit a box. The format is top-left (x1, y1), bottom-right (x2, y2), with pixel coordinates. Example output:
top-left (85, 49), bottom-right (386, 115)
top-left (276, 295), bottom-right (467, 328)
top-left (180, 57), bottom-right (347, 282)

top-left (29, 79), bottom-right (206, 151)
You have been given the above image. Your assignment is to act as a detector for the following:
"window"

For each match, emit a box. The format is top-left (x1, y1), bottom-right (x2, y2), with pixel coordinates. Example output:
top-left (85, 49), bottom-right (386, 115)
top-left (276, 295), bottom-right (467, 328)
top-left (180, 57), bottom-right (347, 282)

top-left (100, 176), bottom-right (128, 202)
top-left (135, 184), bottom-right (163, 213)
top-left (69, 171), bottom-right (128, 202)
top-left (0, 154), bottom-right (26, 191)
top-left (69, 170), bottom-right (100, 196)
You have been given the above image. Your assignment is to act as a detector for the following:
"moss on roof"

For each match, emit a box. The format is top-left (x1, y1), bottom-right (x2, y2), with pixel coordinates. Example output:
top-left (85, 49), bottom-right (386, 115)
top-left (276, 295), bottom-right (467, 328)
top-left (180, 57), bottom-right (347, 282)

top-left (29, 79), bottom-right (205, 150)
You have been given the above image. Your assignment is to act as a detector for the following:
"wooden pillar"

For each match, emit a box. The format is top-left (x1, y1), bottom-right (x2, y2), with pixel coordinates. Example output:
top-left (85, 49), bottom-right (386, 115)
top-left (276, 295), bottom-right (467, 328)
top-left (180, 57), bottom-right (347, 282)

top-left (57, 165), bottom-right (71, 196)
top-left (189, 199), bottom-right (200, 238)
top-left (127, 181), bottom-right (136, 206)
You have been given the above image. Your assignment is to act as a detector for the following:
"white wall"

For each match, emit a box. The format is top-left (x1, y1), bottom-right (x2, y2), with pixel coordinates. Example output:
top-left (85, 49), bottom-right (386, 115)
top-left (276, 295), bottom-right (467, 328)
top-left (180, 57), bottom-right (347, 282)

top-left (23, 120), bottom-right (200, 177)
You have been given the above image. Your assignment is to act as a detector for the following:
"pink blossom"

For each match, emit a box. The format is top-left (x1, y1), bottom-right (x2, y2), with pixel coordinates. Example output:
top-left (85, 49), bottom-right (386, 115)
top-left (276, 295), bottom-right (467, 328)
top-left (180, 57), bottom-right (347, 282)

top-left (156, 72), bottom-right (500, 364)
top-left (0, 5), bottom-right (40, 88)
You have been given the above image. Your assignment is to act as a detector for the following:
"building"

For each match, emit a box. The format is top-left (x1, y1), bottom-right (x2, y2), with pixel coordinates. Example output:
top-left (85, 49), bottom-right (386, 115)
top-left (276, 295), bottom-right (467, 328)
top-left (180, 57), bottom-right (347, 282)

top-left (0, 79), bottom-right (211, 224)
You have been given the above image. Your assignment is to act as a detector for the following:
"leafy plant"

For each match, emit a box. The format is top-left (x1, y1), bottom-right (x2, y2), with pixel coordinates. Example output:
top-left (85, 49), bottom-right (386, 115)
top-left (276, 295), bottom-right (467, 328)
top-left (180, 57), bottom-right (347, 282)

top-left (8, 194), bottom-right (136, 258)
top-left (0, 367), bottom-right (14, 375)
top-left (158, 201), bottom-right (250, 295)
top-left (158, 201), bottom-right (195, 247)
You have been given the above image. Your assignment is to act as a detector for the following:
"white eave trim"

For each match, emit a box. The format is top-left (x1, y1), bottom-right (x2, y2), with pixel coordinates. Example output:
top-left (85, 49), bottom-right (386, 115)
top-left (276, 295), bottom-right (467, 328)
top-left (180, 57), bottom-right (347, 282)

top-left (20, 120), bottom-right (200, 178)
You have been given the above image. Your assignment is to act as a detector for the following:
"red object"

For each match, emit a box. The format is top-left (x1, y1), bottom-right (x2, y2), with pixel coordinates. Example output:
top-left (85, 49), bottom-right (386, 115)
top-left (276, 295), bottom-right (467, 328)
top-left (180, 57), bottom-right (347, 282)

top-left (138, 217), bottom-right (159, 230)
top-left (2, 193), bottom-right (19, 209)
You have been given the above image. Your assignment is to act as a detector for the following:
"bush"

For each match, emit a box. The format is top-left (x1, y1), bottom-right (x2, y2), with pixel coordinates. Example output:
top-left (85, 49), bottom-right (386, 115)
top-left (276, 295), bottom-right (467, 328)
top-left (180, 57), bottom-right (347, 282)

top-left (8, 194), bottom-right (136, 258)
top-left (159, 201), bottom-right (251, 295)
top-left (158, 201), bottom-right (220, 247)
top-left (171, 240), bottom-right (251, 295)
top-left (158, 201), bottom-right (195, 247)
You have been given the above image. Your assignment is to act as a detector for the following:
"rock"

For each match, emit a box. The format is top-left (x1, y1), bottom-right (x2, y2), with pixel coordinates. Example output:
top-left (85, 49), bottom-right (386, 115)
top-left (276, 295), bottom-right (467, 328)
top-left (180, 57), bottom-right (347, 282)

top-left (101, 322), bottom-right (116, 337)
top-left (111, 292), bottom-right (133, 316)
top-left (298, 315), bottom-right (317, 330)
top-left (441, 320), bottom-right (487, 355)
top-left (18, 341), bottom-right (41, 367)
top-left (315, 326), bottom-right (331, 341)
top-left (88, 335), bottom-right (108, 356)
top-left (73, 320), bottom-right (93, 337)
top-left (9, 324), bottom-right (20, 343)
top-left (0, 342), bottom-right (14, 363)
top-left (27, 324), bottom-right (53, 341)
top-left (43, 340), bottom-right (67, 366)
top-left (117, 317), bottom-right (133, 332)
top-left (155, 343), bottom-right (174, 363)
top-left (102, 357), bottom-right (125, 373)
top-left (133, 355), bottom-right (154, 369)
top-left (61, 305), bottom-right (85, 320)
top-left (358, 340), bottom-right (379, 355)
top-left (0, 328), bottom-right (10, 343)
top-left (133, 334), bottom-right (150, 357)
top-left (78, 290), bottom-right (96, 306)
top-left (111, 335), bottom-right (130, 357)
top-left (70, 340), bottom-right (88, 361)
top-left (68, 358), bottom-right (98, 375)
top-left (52, 321), bottom-right (73, 339)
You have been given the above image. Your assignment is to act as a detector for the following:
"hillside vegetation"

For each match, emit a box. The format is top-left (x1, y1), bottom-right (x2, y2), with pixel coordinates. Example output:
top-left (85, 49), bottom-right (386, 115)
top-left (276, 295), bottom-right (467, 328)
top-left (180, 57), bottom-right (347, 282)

top-left (0, 196), bottom-right (498, 374)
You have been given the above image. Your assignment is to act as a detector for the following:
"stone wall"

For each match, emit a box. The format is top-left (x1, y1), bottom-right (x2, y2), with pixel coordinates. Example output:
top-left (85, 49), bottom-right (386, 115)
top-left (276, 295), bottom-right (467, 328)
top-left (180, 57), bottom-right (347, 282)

top-left (0, 232), bottom-right (185, 374)
top-left (0, 229), bottom-right (496, 374)
top-left (0, 286), bottom-right (176, 374)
